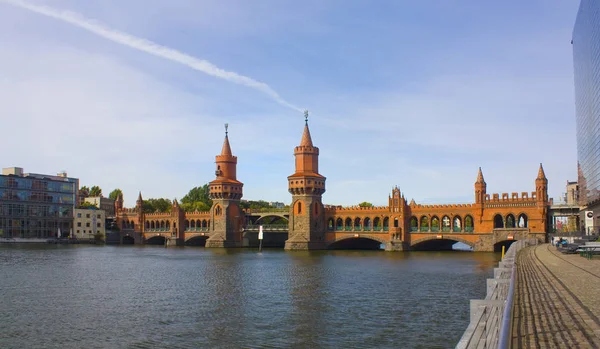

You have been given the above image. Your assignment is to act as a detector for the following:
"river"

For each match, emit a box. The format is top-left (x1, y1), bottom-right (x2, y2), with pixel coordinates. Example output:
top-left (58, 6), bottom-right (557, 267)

top-left (0, 245), bottom-right (500, 349)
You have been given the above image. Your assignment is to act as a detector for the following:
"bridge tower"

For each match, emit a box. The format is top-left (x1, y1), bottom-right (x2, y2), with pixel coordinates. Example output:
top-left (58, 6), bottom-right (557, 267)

top-left (171, 199), bottom-right (185, 245)
top-left (285, 111), bottom-right (327, 250)
top-left (135, 191), bottom-right (144, 232)
top-left (474, 167), bottom-right (486, 223)
top-left (535, 163), bottom-right (548, 232)
top-left (206, 124), bottom-right (244, 248)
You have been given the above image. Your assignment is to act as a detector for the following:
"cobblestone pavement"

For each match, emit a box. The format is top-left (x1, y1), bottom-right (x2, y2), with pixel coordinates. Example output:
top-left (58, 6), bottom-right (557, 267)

top-left (512, 243), bottom-right (600, 348)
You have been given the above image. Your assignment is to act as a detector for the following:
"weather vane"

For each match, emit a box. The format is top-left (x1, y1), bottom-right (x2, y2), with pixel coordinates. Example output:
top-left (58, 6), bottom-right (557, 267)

top-left (304, 110), bottom-right (309, 124)
top-left (225, 123), bottom-right (229, 136)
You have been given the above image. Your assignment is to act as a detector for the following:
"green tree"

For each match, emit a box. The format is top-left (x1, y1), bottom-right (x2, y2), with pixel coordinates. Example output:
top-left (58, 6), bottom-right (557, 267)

top-left (143, 198), bottom-right (172, 213)
top-left (182, 184), bottom-right (212, 207)
top-left (89, 185), bottom-right (102, 197)
top-left (79, 201), bottom-right (98, 209)
top-left (109, 188), bottom-right (123, 200)
top-left (240, 200), bottom-right (272, 210)
top-left (180, 201), bottom-right (211, 212)
top-left (358, 202), bottom-right (373, 208)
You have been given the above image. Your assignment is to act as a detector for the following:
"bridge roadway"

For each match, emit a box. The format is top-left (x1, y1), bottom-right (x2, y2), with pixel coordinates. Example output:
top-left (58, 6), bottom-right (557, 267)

top-left (511, 244), bottom-right (600, 348)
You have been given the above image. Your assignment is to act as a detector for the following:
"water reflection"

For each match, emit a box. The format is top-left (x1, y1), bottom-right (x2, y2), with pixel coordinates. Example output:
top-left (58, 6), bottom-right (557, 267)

top-left (0, 245), bottom-right (499, 349)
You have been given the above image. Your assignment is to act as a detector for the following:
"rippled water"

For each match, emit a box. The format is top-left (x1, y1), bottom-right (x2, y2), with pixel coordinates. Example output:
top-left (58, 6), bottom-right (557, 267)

top-left (0, 245), bottom-right (500, 349)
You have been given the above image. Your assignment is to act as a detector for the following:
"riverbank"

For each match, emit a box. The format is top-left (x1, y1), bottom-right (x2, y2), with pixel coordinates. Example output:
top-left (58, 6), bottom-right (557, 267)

top-left (0, 238), bottom-right (100, 244)
top-left (511, 243), bottom-right (600, 348)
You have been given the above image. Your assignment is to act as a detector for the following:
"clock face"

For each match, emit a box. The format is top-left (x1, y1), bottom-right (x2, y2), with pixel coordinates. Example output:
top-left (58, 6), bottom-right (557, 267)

top-left (587, 212), bottom-right (594, 218)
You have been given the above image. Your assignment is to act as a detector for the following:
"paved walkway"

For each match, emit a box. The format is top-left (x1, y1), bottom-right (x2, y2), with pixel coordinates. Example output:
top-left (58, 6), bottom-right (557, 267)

top-left (511, 243), bottom-right (600, 348)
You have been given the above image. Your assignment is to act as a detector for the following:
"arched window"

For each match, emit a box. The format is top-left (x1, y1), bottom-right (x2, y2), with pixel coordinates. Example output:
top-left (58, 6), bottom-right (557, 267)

top-left (420, 216), bottom-right (429, 231)
top-left (345, 218), bottom-right (352, 230)
top-left (493, 214), bottom-right (504, 229)
top-left (196, 220), bottom-right (201, 229)
top-left (465, 215), bottom-right (474, 232)
top-left (336, 218), bottom-right (343, 231)
top-left (453, 216), bottom-right (462, 232)
top-left (394, 217), bottom-right (399, 228)
top-left (160, 221), bottom-right (165, 229)
top-left (518, 214), bottom-right (528, 228)
top-left (327, 218), bottom-right (334, 230)
top-left (185, 220), bottom-right (189, 230)
top-left (215, 205), bottom-right (222, 216)
top-left (166, 221), bottom-right (170, 230)
top-left (151, 221), bottom-right (155, 230)
top-left (442, 216), bottom-right (451, 231)
top-left (191, 220), bottom-right (196, 228)
top-left (410, 216), bottom-right (418, 231)
top-left (145, 221), bottom-right (149, 230)
top-left (354, 218), bottom-right (361, 230)
top-left (364, 217), bottom-right (371, 231)
top-left (202, 220), bottom-right (207, 229)
top-left (297, 201), bottom-right (302, 214)
top-left (431, 216), bottom-right (440, 232)
top-left (373, 217), bottom-right (381, 231)
top-left (121, 220), bottom-right (126, 229)
top-left (383, 217), bottom-right (390, 231)
top-left (506, 214), bottom-right (516, 228)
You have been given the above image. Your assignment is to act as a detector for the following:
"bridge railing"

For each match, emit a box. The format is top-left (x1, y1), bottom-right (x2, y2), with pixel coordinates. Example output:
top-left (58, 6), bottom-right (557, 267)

top-left (244, 224), bottom-right (288, 231)
top-left (456, 238), bottom-right (537, 349)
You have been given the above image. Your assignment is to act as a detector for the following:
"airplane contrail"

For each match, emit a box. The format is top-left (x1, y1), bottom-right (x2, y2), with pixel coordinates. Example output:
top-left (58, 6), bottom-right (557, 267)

top-left (0, 0), bottom-right (303, 112)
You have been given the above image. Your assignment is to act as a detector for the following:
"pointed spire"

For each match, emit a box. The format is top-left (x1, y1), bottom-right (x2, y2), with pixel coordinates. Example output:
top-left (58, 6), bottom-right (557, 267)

top-left (221, 123), bottom-right (232, 156)
top-left (409, 198), bottom-right (416, 206)
top-left (300, 110), bottom-right (314, 147)
top-left (537, 163), bottom-right (546, 179)
top-left (476, 167), bottom-right (485, 183)
top-left (137, 191), bottom-right (143, 202)
top-left (173, 198), bottom-right (179, 207)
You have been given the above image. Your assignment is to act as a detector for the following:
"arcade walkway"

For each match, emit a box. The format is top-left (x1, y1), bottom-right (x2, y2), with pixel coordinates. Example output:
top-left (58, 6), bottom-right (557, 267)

top-left (511, 243), bottom-right (600, 348)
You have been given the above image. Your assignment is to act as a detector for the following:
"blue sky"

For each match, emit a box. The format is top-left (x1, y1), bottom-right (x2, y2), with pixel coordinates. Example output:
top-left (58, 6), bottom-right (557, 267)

top-left (0, 0), bottom-right (581, 207)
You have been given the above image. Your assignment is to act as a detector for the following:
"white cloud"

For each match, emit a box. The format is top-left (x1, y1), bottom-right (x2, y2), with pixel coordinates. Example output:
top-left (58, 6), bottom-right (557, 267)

top-left (0, 0), bottom-right (302, 112)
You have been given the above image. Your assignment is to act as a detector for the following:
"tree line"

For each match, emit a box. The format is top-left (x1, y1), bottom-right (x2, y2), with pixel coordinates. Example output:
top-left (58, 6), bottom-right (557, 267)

top-left (78, 184), bottom-right (289, 213)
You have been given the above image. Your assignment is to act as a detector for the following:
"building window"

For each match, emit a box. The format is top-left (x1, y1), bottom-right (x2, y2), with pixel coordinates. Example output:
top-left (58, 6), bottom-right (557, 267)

top-left (97, 214), bottom-right (101, 219)
top-left (86, 223), bottom-right (90, 227)
top-left (76, 230), bottom-right (79, 233)
top-left (77, 222), bottom-right (81, 227)
top-left (77, 213), bottom-right (81, 218)
top-left (86, 214), bottom-right (90, 218)
top-left (97, 223), bottom-right (101, 227)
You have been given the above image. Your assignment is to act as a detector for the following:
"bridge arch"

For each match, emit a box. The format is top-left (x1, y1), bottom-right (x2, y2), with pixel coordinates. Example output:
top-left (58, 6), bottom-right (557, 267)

top-left (146, 235), bottom-right (166, 245)
top-left (122, 235), bottom-right (134, 244)
top-left (185, 235), bottom-right (208, 246)
top-left (410, 236), bottom-right (475, 251)
top-left (327, 235), bottom-right (387, 250)
top-left (254, 215), bottom-right (289, 225)
top-left (494, 239), bottom-right (517, 252)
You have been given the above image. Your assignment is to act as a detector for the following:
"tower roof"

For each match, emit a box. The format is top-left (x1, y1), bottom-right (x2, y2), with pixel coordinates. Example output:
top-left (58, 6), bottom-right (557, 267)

top-left (137, 191), bottom-right (143, 202)
top-left (476, 167), bottom-right (485, 184)
top-left (300, 111), bottom-right (314, 147)
top-left (221, 124), bottom-right (233, 156)
top-left (537, 163), bottom-right (546, 179)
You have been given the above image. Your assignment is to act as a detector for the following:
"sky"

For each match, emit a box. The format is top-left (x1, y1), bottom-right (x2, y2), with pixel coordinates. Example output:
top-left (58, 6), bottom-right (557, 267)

top-left (0, 0), bottom-right (581, 207)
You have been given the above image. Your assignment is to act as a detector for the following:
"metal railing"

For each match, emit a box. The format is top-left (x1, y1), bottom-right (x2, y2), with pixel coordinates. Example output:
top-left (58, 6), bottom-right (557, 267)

top-left (456, 238), bottom-right (537, 349)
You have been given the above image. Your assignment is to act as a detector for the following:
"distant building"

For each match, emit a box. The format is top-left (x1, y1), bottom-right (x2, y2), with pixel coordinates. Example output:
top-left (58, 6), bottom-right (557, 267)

top-left (573, 0), bottom-right (600, 232)
top-left (84, 196), bottom-right (115, 217)
top-left (269, 201), bottom-right (285, 209)
top-left (73, 208), bottom-right (105, 239)
top-left (0, 167), bottom-right (78, 239)
top-left (565, 181), bottom-right (579, 206)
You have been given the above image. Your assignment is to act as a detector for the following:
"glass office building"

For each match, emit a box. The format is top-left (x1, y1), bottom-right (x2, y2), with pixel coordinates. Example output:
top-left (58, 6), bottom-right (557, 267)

top-left (0, 167), bottom-right (78, 239)
top-left (573, 0), bottom-right (600, 214)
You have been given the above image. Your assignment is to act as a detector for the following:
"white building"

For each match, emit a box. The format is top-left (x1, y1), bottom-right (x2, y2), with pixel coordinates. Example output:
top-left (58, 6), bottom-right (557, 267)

top-left (73, 208), bottom-right (105, 239)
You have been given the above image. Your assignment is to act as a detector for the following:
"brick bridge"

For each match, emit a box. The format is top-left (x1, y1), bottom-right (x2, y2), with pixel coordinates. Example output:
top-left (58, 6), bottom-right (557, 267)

top-left (115, 119), bottom-right (549, 251)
